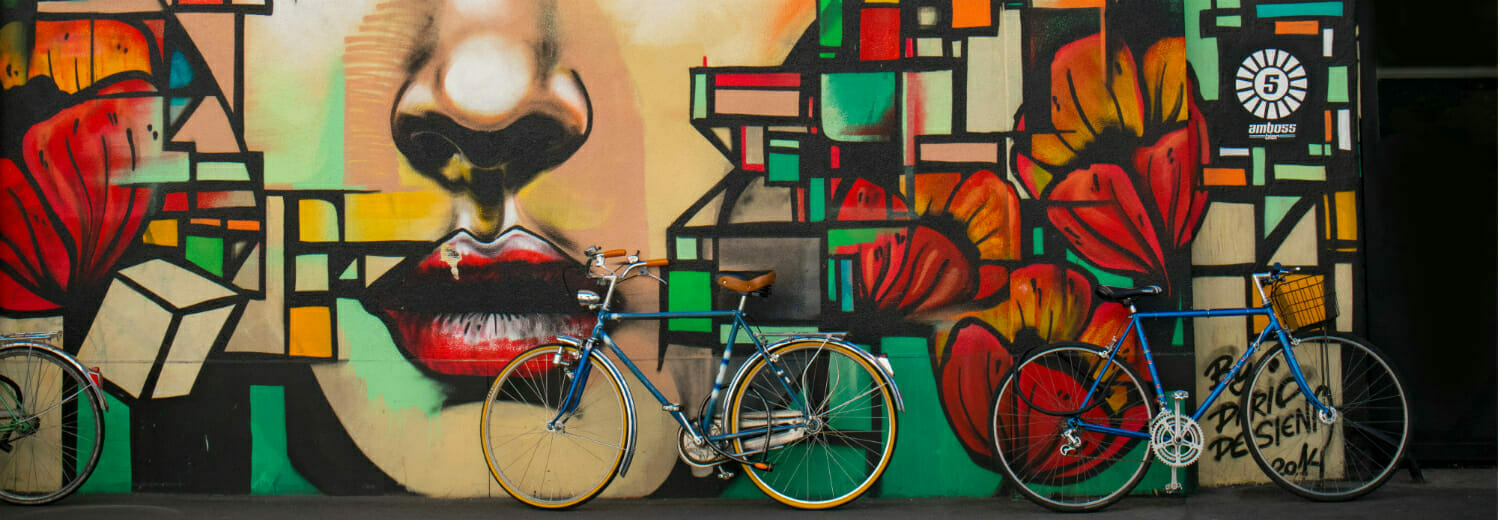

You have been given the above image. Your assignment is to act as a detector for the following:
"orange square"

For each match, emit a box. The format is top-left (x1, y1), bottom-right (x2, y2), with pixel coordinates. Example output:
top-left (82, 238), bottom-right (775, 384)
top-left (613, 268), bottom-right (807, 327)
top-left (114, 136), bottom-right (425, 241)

top-left (953, 0), bottom-right (992, 28)
top-left (289, 307), bottom-right (332, 357)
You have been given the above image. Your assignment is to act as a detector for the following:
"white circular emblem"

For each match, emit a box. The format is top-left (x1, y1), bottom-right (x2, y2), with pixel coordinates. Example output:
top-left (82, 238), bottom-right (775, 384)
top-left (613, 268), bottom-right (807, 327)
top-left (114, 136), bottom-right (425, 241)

top-left (1235, 49), bottom-right (1307, 120)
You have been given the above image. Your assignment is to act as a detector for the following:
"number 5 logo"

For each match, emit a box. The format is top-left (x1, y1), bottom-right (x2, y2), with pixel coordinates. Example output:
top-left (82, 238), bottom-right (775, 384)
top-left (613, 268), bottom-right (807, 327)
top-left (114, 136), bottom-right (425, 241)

top-left (1236, 49), bottom-right (1307, 120)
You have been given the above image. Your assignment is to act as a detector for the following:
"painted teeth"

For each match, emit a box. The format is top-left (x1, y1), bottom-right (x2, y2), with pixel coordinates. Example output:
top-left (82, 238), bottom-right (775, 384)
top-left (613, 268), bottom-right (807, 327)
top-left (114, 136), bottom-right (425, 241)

top-left (432, 313), bottom-right (579, 342)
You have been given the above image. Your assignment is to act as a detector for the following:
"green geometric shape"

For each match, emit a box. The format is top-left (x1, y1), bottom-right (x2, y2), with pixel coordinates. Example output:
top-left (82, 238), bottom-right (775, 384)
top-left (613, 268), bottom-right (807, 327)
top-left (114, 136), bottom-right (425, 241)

top-left (77, 392), bottom-right (130, 494)
top-left (1067, 250), bottom-right (1133, 289)
top-left (769, 139), bottom-right (800, 149)
top-left (676, 236), bottom-right (698, 261)
top-left (811, 178), bottom-right (826, 222)
top-left (1216, 15), bottom-right (1242, 27)
top-left (1256, 1), bottom-right (1342, 17)
top-left (818, 0), bottom-right (843, 47)
top-left (250, 385), bottom-right (320, 495)
top-left (819, 52), bottom-right (837, 59)
top-left (839, 259), bottom-right (854, 312)
top-left (828, 259), bottom-right (837, 301)
top-left (1172, 318), bottom-right (1186, 346)
top-left (1253, 147), bottom-right (1267, 185)
top-left (880, 337), bottom-right (1005, 497)
top-left (1274, 164), bottom-right (1327, 181)
top-left (185, 236), bottom-right (224, 276)
top-left (768, 152), bottom-right (800, 182)
top-left (1327, 66), bottom-right (1349, 103)
top-left (668, 271), bottom-right (712, 332)
top-left (821, 72), bottom-right (896, 142)
top-left (337, 298), bottom-right (445, 413)
top-left (338, 260), bottom-right (358, 280)
top-left (1033, 227), bottom-right (1044, 255)
top-left (197, 162), bottom-right (251, 181)
top-left (1185, 0), bottom-right (1220, 101)
top-left (827, 228), bottom-right (901, 251)
top-left (693, 74), bottom-right (708, 119)
top-left (1265, 196), bottom-right (1300, 237)
top-left (1308, 143), bottom-right (1324, 156)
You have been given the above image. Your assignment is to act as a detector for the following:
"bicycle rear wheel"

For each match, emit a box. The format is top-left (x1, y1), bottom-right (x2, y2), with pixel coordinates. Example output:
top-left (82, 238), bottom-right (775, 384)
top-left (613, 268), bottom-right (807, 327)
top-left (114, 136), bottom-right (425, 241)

top-left (1242, 334), bottom-right (1409, 500)
top-left (480, 343), bottom-right (628, 509)
top-left (991, 343), bottom-right (1154, 512)
top-left (0, 344), bottom-right (105, 505)
top-left (727, 339), bottom-right (897, 509)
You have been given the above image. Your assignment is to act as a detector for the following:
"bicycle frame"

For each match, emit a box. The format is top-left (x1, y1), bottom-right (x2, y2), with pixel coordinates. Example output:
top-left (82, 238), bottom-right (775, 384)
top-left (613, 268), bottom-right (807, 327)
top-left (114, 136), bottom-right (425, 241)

top-left (1074, 299), bottom-right (1335, 440)
top-left (540, 256), bottom-right (887, 479)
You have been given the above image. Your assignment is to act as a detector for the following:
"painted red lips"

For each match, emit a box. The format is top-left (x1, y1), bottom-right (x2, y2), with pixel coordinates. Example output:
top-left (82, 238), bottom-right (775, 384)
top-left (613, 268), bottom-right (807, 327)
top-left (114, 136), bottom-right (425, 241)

top-left (362, 229), bottom-right (598, 377)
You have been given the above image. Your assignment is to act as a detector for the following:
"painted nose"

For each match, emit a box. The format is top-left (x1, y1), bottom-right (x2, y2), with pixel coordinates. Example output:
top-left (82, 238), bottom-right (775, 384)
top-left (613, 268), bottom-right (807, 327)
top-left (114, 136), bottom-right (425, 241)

top-left (392, 33), bottom-right (591, 206)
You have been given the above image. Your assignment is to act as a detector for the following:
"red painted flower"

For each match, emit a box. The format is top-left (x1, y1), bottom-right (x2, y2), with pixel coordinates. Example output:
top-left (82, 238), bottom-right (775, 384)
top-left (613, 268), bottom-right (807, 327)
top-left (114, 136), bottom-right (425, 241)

top-left (1013, 35), bottom-right (1209, 286)
top-left (831, 171), bottom-right (1021, 316)
top-left (0, 79), bottom-right (158, 312)
top-left (934, 264), bottom-right (1142, 467)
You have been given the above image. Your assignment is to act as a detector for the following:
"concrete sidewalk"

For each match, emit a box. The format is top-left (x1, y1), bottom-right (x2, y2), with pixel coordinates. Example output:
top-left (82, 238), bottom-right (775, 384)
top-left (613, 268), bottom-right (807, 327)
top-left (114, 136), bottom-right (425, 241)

top-left (5, 468), bottom-right (1494, 520)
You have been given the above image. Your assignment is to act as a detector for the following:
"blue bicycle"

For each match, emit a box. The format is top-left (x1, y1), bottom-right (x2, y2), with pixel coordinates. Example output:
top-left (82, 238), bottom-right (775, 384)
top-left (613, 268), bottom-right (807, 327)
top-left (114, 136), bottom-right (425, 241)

top-left (480, 247), bottom-right (903, 509)
top-left (989, 265), bottom-right (1410, 511)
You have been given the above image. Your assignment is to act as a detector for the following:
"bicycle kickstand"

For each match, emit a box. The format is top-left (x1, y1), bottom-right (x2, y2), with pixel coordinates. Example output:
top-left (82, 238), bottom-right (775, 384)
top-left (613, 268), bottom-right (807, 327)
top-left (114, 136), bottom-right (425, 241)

top-left (1165, 391), bottom-right (1187, 493)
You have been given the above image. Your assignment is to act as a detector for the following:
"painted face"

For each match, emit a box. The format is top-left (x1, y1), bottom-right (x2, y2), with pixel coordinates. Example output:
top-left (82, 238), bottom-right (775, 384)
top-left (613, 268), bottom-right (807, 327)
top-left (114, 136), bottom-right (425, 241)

top-left (246, 0), bottom-right (809, 497)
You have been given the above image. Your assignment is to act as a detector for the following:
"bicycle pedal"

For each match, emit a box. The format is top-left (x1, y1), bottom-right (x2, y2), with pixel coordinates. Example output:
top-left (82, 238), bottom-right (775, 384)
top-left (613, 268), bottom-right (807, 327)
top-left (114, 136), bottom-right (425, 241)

top-left (715, 467), bottom-right (735, 480)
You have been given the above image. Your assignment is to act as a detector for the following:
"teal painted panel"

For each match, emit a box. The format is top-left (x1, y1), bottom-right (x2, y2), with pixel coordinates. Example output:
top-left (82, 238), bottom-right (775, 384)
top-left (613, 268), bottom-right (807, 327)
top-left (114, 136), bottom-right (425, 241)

top-left (821, 73), bottom-right (896, 142)
top-left (880, 337), bottom-right (1004, 497)
top-left (1256, 1), bottom-right (1342, 18)
top-left (1274, 164), bottom-right (1327, 181)
top-left (676, 236), bottom-right (698, 261)
top-left (1326, 66), bottom-right (1349, 103)
top-left (250, 385), bottom-right (319, 495)
top-left (77, 392), bottom-right (130, 494)
top-left (693, 74), bottom-right (708, 119)
top-left (768, 152), bottom-right (800, 182)
top-left (668, 271), bottom-right (713, 332)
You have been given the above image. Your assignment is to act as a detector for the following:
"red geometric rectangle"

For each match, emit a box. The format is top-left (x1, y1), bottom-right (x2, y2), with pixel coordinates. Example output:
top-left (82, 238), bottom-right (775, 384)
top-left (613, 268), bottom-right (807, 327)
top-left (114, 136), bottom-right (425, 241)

top-left (163, 192), bottom-right (188, 211)
top-left (715, 73), bottom-right (801, 88)
top-left (860, 8), bottom-right (901, 61)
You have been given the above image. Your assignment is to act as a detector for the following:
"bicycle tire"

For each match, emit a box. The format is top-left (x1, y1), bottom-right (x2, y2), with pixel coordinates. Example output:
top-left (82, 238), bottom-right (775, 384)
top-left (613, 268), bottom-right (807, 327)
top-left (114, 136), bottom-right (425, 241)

top-left (991, 343), bottom-right (1154, 512)
top-left (0, 344), bottom-right (105, 505)
top-left (480, 343), bottom-right (628, 509)
top-left (727, 339), bottom-right (898, 509)
top-left (1241, 334), bottom-right (1409, 501)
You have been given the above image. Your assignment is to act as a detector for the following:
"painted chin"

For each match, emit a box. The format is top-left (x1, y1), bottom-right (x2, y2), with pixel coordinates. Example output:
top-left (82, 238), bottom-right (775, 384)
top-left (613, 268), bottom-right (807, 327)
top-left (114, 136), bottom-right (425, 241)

top-left (386, 310), bottom-right (594, 377)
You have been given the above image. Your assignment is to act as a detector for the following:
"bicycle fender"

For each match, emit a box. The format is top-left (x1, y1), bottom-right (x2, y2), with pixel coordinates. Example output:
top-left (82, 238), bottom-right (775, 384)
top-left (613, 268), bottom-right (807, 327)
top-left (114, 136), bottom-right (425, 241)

top-left (726, 337), bottom-right (905, 414)
top-left (554, 334), bottom-right (639, 478)
top-left (0, 342), bottom-right (109, 412)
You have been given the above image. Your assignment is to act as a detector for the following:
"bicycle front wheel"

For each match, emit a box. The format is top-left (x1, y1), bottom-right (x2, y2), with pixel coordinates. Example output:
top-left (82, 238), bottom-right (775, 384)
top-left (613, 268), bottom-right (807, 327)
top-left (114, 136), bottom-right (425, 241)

top-left (991, 343), bottom-right (1154, 512)
top-left (0, 344), bottom-right (105, 505)
top-left (480, 343), bottom-right (628, 509)
top-left (728, 340), bottom-right (898, 509)
top-left (1242, 334), bottom-right (1409, 500)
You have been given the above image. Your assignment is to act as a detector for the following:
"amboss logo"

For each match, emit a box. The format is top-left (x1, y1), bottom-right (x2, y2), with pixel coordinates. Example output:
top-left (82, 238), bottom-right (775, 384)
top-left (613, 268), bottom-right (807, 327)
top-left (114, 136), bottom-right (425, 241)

top-left (1236, 49), bottom-right (1307, 120)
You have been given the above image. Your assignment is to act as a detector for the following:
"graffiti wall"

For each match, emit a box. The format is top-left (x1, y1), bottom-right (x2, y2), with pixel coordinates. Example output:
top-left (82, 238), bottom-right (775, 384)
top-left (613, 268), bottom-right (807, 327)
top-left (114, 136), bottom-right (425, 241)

top-left (0, 0), bottom-right (1363, 497)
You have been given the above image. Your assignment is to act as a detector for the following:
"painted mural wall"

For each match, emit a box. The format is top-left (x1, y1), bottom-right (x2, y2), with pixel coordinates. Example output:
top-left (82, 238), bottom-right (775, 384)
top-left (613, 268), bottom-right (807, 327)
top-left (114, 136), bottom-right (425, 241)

top-left (0, 0), bottom-right (1363, 497)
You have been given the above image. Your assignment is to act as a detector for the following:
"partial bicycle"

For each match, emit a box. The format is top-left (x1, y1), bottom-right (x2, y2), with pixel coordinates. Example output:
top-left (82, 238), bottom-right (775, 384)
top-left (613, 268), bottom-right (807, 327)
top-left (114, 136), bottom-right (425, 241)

top-left (0, 330), bottom-right (108, 505)
top-left (480, 247), bottom-right (903, 509)
top-left (989, 264), bottom-right (1409, 511)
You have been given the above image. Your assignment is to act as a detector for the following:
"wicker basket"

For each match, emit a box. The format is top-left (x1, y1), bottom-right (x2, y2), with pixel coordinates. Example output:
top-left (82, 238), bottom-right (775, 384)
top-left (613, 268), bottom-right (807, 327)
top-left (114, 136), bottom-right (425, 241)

top-left (1267, 274), bottom-right (1337, 333)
